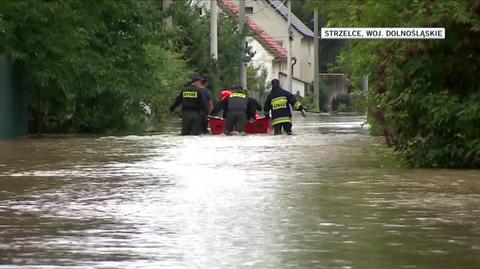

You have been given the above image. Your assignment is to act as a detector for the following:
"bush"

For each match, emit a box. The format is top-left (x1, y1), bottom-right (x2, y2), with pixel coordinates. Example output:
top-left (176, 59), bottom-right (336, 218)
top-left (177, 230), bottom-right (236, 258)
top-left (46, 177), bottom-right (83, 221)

top-left (350, 91), bottom-right (367, 113)
top-left (314, 0), bottom-right (480, 168)
top-left (0, 0), bottom-right (248, 133)
top-left (318, 80), bottom-right (330, 112)
top-left (0, 0), bottom-right (193, 133)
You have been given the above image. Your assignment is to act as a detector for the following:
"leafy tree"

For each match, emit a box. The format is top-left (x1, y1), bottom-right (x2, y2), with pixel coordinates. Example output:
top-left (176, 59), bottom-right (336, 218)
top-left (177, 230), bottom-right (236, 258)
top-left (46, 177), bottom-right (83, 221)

top-left (0, 0), bottom-right (266, 133)
top-left (171, 1), bottom-right (262, 99)
top-left (0, 0), bottom-right (192, 133)
top-left (247, 66), bottom-right (267, 101)
top-left (291, 0), bottom-right (346, 72)
top-left (312, 0), bottom-right (480, 168)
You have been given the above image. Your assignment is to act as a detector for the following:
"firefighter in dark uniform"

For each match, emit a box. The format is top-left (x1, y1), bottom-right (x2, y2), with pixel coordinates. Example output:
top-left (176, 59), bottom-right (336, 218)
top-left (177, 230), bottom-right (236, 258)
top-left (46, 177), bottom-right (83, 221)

top-left (264, 79), bottom-right (304, 135)
top-left (247, 92), bottom-right (262, 120)
top-left (169, 78), bottom-right (208, 135)
top-left (225, 86), bottom-right (248, 135)
top-left (212, 89), bottom-right (231, 119)
top-left (198, 78), bottom-right (213, 134)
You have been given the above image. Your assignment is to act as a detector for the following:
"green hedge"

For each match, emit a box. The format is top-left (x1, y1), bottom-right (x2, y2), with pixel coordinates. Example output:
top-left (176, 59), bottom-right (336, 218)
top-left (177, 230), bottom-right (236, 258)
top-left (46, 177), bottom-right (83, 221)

top-left (314, 0), bottom-right (480, 168)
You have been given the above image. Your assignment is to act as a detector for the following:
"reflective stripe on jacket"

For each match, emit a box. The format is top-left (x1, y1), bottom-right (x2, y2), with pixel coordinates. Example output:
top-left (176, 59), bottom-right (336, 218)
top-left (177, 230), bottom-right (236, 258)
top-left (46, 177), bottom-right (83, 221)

top-left (263, 87), bottom-right (303, 125)
top-left (228, 91), bottom-right (247, 111)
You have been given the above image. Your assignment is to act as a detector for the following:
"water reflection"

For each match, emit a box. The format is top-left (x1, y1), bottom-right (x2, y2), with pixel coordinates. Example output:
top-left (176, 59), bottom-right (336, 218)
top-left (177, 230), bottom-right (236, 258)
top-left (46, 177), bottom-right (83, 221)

top-left (0, 113), bottom-right (479, 269)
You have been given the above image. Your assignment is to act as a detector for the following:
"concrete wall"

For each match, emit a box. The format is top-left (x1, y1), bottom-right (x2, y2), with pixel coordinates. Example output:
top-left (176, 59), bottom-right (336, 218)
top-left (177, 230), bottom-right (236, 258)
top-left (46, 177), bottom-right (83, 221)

top-left (319, 73), bottom-right (349, 109)
top-left (0, 55), bottom-right (28, 139)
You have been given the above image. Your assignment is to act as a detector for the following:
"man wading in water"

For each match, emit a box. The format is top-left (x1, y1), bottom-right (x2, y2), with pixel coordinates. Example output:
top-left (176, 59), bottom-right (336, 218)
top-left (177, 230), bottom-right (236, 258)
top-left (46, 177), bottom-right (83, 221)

top-left (169, 76), bottom-right (209, 135)
top-left (264, 79), bottom-right (305, 135)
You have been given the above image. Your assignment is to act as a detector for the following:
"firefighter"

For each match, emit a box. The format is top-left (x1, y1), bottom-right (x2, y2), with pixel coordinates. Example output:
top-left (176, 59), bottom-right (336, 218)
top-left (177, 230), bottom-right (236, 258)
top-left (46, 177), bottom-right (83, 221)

top-left (225, 86), bottom-right (248, 135)
top-left (246, 91), bottom-right (262, 121)
top-left (169, 76), bottom-right (208, 135)
top-left (264, 79), bottom-right (305, 135)
top-left (196, 76), bottom-right (213, 134)
top-left (212, 89), bottom-right (232, 119)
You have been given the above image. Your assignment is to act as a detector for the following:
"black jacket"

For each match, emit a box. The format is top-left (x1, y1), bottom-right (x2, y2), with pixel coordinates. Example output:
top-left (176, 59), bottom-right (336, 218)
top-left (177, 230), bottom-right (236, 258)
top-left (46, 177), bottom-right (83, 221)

top-left (247, 98), bottom-right (262, 119)
top-left (213, 95), bottom-right (262, 120)
top-left (213, 90), bottom-right (249, 118)
top-left (228, 91), bottom-right (248, 111)
top-left (170, 85), bottom-right (208, 112)
top-left (213, 99), bottom-right (229, 119)
top-left (264, 87), bottom-right (303, 125)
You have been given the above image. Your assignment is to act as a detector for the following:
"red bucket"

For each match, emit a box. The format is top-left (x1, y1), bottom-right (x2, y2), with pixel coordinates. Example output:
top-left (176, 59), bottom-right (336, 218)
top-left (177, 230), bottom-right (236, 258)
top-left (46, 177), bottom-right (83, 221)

top-left (209, 117), bottom-right (225, 135)
top-left (245, 118), bottom-right (270, 133)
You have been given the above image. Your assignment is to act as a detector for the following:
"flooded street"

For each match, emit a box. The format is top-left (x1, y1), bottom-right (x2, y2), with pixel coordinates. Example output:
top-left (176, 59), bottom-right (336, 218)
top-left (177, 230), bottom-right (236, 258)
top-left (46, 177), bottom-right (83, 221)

top-left (0, 114), bottom-right (479, 269)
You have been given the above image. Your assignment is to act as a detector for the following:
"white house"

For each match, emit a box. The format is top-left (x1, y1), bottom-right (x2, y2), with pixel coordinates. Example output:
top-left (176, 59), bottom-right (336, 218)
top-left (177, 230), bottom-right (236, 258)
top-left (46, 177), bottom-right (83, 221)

top-left (218, 0), bottom-right (315, 96)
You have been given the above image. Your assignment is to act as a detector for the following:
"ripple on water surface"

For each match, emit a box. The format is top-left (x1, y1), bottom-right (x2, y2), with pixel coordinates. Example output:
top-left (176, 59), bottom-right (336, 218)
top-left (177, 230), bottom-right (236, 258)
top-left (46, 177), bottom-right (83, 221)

top-left (0, 114), bottom-right (479, 269)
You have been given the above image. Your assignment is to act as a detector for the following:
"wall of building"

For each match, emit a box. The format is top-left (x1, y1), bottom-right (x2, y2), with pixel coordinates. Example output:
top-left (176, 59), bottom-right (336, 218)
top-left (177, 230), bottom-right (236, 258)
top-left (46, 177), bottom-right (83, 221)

top-left (271, 62), bottom-right (286, 81)
top-left (279, 73), bottom-right (305, 97)
top-left (290, 31), bottom-right (302, 80)
top-left (249, 38), bottom-right (274, 81)
top-left (236, 0), bottom-right (288, 47)
top-left (300, 38), bottom-right (314, 82)
top-left (233, 0), bottom-right (314, 84)
top-left (216, 0), bottom-right (314, 94)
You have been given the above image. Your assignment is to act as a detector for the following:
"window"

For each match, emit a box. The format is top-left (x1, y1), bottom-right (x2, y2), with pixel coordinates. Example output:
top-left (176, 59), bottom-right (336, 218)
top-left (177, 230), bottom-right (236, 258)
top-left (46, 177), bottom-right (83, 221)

top-left (245, 7), bottom-right (253, 14)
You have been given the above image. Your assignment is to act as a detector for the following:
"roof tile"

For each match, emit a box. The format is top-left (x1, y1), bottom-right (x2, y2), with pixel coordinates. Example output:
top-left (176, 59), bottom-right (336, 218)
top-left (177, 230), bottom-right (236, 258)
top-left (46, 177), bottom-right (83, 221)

top-left (266, 0), bottom-right (314, 38)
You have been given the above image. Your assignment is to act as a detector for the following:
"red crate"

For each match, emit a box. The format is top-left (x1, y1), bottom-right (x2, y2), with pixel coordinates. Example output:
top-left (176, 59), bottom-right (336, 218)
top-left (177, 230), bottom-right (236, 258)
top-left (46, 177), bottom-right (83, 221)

top-left (209, 117), bottom-right (271, 135)
top-left (209, 117), bottom-right (225, 135)
top-left (245, 118), bottom-right (270, 133)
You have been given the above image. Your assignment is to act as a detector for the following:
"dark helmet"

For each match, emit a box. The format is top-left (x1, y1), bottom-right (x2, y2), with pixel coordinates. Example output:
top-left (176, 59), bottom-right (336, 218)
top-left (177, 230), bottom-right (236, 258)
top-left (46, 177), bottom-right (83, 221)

top-left (191, 75), bottom-right (209, 84)
top-left (271, 79), bottom-right (280, 89)
top-left (233, 86), bottom-right (244, 92)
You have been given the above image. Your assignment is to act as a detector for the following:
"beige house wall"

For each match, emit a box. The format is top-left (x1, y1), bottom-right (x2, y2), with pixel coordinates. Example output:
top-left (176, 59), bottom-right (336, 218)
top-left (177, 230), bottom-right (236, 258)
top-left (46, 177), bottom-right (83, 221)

top-left (249, 38), bottom-right (287, 88)
top-left (249, 38), bottom-right (275, 88)
top-left (233, 0), bottom-right (314, 86)
top-left (300, 39), bottom-right (314, 82)
top-left (279, 73), bottom-right (306, 97)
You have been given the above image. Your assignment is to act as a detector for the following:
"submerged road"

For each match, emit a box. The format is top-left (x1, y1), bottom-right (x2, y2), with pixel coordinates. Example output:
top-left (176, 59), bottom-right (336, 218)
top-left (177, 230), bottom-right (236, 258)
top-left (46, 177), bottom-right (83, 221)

top-left (0, 114), bottom-right (479, 268)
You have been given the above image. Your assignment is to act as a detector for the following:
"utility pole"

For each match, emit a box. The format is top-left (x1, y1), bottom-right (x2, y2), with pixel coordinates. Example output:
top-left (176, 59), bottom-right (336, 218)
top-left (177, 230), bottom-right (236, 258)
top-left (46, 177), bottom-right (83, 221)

top-left (210, 0), bottom-right (218, 61)
top-left (363, 74), bottom-right (369, 92)
top-left (239, 0), bottom-right (247, 89)
top-left (162, 0), bottom-right (172, 30)
top-left (287, 0), bottom-right (293, 92)
top-left (313, 9), bottom-right (320, 111)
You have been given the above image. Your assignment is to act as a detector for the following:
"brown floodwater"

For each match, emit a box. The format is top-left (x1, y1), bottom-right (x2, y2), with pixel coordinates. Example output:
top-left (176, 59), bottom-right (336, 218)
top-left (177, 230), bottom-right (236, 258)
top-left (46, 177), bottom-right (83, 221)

top-left (0, 113), bottom-right (479, 269)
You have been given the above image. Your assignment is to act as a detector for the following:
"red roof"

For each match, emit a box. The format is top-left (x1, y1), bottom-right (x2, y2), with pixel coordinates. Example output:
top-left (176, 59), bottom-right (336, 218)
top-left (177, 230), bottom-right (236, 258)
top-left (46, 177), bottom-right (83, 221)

top-left (218, 0), bottom-right (288, 62)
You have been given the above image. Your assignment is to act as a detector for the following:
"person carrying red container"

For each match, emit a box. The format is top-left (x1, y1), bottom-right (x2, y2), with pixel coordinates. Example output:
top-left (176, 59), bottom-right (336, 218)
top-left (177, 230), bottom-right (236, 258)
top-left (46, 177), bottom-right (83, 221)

top-left (169, 76), bottom-right (209, 135)
top-left (246, 90), bottom-right (262, 121)
top-left (215, 89), bottom-right (262, 120)
top-left (213, 89), bottom-right (232, 119)
top-left (223, 86), bottom-right (248, 135)
top-left (263, 79), bottom-right (305, 135)
top-left (220, 90), bottom-right (232, 101)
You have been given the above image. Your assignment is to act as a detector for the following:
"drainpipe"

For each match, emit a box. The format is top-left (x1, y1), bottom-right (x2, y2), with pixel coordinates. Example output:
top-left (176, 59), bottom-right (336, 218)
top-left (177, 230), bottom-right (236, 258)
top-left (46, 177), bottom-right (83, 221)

top-left (291, 58), bottom-right (297, 92)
